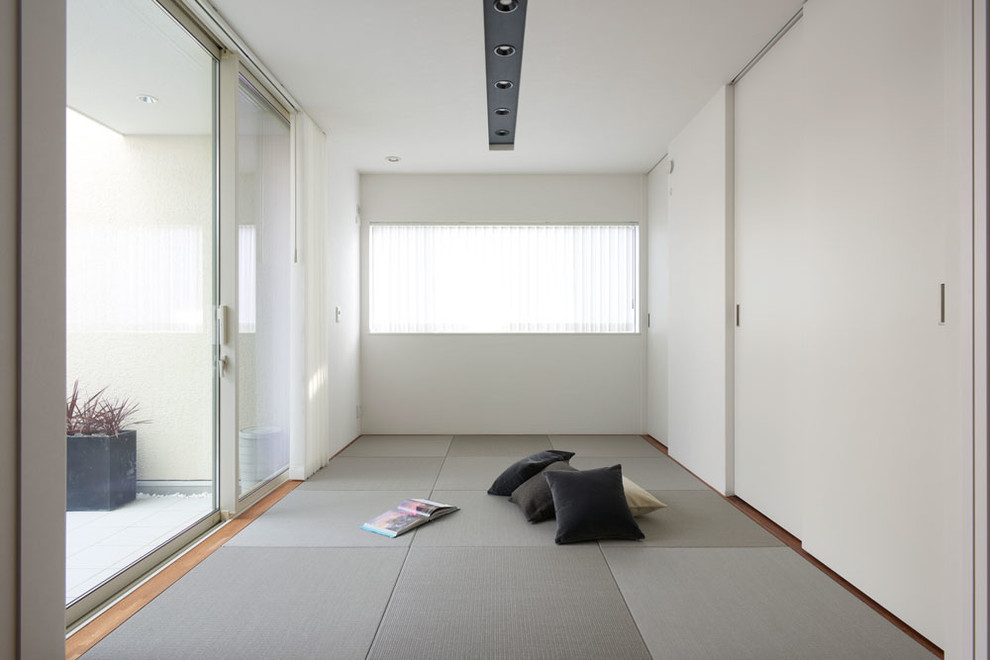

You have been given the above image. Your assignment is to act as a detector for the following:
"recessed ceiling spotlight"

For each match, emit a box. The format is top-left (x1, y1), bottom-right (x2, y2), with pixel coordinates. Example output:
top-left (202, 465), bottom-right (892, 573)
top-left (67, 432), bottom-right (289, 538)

top-left (136, 94), bottom-right (158, 104)
top-left (385, 156), bottom-right (401, 163)
top-left (485, 0), bottom-right (526, 151)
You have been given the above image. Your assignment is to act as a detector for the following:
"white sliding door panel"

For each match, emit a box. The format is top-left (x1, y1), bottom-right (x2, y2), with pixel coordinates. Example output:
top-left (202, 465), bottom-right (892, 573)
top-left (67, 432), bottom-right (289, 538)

top-left (733, 18), bottom-right (806, 537)
top-left (666, 87), bottom-right (734, 495)
top-left (800, 0), bottom-right (969, 649)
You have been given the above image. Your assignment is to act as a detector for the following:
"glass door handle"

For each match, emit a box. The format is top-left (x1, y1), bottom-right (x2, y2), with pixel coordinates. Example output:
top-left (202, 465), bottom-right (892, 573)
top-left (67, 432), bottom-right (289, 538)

top-left (216, 305), bottom-right (229, 345)
top-left (217, 354), bottom-right (228, 376)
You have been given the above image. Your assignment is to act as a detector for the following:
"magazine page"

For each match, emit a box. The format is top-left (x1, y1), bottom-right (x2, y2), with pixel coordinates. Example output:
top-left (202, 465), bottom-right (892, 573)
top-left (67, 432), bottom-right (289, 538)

top-left (361, 509), bottom-right (428, 538)
top-left (397, 498), bottom-right (454, 518)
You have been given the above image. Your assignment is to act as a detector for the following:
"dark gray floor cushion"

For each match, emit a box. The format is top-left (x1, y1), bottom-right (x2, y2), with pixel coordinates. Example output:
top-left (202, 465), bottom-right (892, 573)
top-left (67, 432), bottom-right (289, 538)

top-left (545, 464), bottom-right (644, 544)
top-left (508, 461), bottom-right (577, 522)
top-left (487, 449), bottom-right (575, 495)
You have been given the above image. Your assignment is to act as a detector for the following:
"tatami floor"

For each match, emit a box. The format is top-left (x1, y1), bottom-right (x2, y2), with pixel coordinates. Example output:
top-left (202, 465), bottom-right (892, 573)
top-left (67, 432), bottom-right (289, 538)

top-left (79, 435), bottom-right (936, 659)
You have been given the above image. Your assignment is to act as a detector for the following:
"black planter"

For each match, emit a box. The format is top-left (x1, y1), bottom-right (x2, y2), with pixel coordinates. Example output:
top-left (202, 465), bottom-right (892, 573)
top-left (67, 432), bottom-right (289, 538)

top-left (66, 430), bottom-right (137, 511)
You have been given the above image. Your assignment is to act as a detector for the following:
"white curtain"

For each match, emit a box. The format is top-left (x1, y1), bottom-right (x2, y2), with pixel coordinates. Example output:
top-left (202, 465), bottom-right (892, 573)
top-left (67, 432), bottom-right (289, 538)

top-left (237, 224), bottom-right (256, 333)
top-left (289, 111), bottom-right (330, 479)
top-left (369, 224), bottom-right (639, 333)
top-left (66, 224), bottom-right (203, 333)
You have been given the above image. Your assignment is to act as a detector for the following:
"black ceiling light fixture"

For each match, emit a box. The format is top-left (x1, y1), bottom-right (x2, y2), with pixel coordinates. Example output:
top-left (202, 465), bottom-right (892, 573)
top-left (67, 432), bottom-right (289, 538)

top-left (484, 0), bottom-right (527, 151)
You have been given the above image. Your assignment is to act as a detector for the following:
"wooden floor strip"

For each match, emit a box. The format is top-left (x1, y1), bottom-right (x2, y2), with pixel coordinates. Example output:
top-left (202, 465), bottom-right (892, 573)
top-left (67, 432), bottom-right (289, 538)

top-left (65, 480), bottom-right (301, 660)
top-left (641, 434), bottom-right (943, 659)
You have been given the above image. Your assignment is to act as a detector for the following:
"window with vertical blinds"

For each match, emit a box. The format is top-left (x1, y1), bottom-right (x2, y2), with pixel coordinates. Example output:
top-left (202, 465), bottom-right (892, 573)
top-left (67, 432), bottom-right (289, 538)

top-left (369, 224), bottom-right (639, 333)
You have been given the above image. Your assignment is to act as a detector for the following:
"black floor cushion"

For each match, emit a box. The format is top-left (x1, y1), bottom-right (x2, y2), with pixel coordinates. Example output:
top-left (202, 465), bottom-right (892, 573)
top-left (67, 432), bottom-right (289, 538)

top-left (509, 461), bottom-right (577, 522)
top-left (487, 450), bottom-right (575, 496)
top-left (544, 464), bottom-right (644, 544)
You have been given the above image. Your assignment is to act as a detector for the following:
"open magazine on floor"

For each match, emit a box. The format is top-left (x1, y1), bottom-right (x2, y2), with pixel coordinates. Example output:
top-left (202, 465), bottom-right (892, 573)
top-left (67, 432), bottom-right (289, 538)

top-left (360, 498), bottom-right (459, 538)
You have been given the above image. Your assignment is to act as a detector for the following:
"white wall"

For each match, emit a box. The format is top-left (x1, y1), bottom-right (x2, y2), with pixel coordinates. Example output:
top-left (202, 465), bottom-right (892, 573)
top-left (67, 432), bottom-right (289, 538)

top-left (326, 140), bottom-right (362, 454)
top-left (645, 161), bottom-right (669, 443)
top-left (360, 174), bottom-right (646, 434)
top-left (798, 0), bottom-right (972, 652)
top-left (360, 174), bottom-right (645, 223)
top-left (363, 334), bottom-right (643, 434)
top-left (665, 87), bottom-right (735, 494)
top-left (732, 18), bottom-right (808, 537)
top-left (1, 0), bottom-right (16, 653)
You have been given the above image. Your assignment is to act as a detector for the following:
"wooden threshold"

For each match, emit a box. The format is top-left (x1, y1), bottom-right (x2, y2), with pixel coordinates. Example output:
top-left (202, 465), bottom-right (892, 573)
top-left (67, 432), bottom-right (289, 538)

top-left (65, 479), bottom-right (302, 660)
top-left (641, 434), bottom-right (943, 659)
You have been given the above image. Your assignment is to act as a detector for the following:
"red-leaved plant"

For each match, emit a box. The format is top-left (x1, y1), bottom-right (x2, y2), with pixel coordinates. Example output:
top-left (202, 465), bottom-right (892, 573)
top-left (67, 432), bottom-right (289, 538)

top-left (66, 380), bottom-right (148, 437)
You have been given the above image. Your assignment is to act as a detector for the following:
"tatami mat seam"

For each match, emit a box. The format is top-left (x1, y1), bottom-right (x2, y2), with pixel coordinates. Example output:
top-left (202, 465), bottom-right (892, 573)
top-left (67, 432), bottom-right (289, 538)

top-left (428, 455), bottom-right (450, 500)
top-left (363, 544), bottom-right (414, 660)
top-left (597, 542), bottom-right (657, 660)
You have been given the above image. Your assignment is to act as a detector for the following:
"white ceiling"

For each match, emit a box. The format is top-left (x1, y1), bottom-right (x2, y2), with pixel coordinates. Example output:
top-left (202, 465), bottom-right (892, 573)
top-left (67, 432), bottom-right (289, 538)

top-left (67, 0), bottom-right (215, 135)
top-left (210, 0), bottom-right (804, 174)
top-left (68, 0), bottom-right (806, 172)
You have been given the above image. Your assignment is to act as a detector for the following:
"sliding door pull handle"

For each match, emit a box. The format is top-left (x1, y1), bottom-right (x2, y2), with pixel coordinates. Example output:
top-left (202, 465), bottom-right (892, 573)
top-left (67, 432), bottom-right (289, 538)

top-left (217, 305), bottom-right (228, 345)
top-left (939, 283), bottom-right (946, 325)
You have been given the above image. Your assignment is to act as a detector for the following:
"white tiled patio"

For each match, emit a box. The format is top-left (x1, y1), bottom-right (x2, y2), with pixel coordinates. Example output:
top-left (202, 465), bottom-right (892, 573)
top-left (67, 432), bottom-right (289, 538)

top-left (66, 493), bottom-right (214, 604)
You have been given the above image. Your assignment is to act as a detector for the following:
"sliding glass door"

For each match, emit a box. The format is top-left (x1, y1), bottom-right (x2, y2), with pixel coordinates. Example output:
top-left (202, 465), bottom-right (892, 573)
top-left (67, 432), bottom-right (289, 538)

top-left (65, 0), bottom-right (219, 616)
top-left (235, 77), bottom-right (292, 497)
top-left (65, 0), bottom-right (296, 624)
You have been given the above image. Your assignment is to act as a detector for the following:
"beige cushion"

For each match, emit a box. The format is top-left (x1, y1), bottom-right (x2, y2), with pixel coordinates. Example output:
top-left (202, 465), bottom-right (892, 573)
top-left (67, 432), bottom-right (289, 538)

top-left (622, 476), bottom-right (667, 516)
